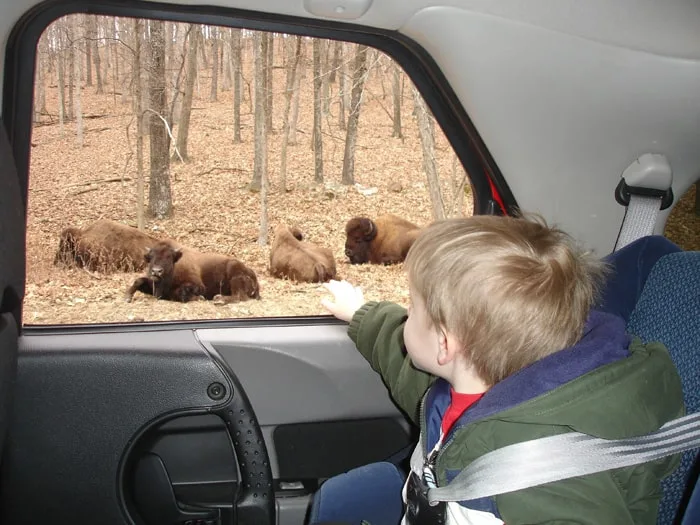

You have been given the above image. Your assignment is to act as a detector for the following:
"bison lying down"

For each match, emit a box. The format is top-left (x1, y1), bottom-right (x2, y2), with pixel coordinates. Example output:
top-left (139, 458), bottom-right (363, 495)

top-left (344, 213), bottom-right (421, 265)
top-left (54, 219), bottom-right (159, 272)
top-left (270, 225), bottom-right (337, 283)
top-left (124, 241), bottom-right (260, 303)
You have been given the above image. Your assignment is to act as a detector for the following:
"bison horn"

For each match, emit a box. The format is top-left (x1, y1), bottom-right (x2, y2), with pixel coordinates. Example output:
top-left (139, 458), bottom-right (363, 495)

top-left (365, 219), bottom-right (376, 240)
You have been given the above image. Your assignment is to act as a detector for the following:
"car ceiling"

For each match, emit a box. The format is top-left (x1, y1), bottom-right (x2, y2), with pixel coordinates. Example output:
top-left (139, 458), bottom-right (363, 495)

top-left (2, 0), bottom-right (700, 255)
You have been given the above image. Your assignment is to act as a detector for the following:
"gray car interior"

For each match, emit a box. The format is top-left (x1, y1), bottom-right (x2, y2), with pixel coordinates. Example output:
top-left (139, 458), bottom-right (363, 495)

top-left (1, 0), bottom-right (699, 524)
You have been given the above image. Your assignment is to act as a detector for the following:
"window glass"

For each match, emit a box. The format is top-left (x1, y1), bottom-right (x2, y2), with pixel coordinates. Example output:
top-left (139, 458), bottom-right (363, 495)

top-left (26, 14), bottom-right (473, 324)
top-left (664, 182), bottom-right (700, 251)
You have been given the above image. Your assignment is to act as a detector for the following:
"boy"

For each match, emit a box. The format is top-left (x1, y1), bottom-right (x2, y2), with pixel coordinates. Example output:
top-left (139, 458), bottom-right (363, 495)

top-left (317, 215), bottom-right (684, 525)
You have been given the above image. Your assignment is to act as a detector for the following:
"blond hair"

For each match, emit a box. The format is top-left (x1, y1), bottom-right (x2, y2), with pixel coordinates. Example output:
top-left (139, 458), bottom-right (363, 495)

top-left (405, 214), bottom-right (609, 386)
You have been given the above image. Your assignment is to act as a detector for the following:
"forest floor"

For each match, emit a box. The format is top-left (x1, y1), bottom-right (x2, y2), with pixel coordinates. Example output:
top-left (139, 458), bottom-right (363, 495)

top-left (24, 66), bottom-right (699, 325)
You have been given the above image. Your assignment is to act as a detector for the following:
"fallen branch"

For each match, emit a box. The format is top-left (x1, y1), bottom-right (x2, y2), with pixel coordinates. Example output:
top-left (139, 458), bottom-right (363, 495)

top-left (195, 167), bottom-right (246, 177)
top-left (72, 187), bottom-right (100, 196)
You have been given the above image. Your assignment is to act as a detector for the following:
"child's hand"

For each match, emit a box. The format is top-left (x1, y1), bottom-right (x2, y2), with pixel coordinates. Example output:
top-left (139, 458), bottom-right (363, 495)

top-left (321, 279), bottom-right (366, 322)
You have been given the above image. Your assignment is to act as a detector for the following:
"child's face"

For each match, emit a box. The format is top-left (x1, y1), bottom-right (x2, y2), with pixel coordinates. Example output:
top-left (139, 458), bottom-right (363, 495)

top-left (403, 285), bottom-right (442, 375)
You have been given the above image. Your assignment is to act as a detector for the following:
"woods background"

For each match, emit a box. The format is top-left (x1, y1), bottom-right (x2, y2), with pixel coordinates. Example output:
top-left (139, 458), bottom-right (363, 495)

top-left (24, 14), bottom-right (699, 324)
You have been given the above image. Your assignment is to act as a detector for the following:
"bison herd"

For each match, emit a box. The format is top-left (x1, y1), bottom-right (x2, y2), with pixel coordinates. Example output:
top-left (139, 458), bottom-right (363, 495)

top-left (54, 214), bottom-right (422, 304)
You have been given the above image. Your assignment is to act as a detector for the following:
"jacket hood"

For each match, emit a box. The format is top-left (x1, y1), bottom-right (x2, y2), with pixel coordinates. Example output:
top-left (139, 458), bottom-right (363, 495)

top-left (426, 310), bottom-right (683, 447)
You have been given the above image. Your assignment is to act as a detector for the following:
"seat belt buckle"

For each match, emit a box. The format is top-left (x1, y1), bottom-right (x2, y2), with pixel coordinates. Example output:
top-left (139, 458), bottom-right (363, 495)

top-left (614, 153), bottom-right (674, 210)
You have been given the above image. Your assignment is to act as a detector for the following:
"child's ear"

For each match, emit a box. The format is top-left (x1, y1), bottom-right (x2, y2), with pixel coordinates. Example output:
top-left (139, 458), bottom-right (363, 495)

top-left (437, 327), bottom-right (461, 366)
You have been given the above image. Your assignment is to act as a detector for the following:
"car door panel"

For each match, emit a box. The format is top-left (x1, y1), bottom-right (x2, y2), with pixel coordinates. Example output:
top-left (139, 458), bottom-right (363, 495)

top-left (2, 325), bottom-right (413, 525)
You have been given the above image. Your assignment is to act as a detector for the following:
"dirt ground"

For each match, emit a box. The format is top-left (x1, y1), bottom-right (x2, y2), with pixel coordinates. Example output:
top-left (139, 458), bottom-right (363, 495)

top-left (24, 43), bottom-right (698, 325)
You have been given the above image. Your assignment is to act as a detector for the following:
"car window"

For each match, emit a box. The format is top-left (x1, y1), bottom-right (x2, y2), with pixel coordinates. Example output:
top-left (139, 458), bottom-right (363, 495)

top-left (664, 182), bottom-right (700, 251)
top-left (25, 14), bottom-right (474, 325)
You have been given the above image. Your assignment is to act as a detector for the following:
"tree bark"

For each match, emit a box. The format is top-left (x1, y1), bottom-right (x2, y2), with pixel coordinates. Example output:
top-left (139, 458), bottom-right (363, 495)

top-left (412, 86), bottom-right (445, 220)
top-left (174, 24), bottom-right (198, 162)
top-left (391, 62), bottom-right (402, 138)
top-left (210, 26), bottom-right (219, 101)
top-left (57, 28), bottom-right (66, 133)
top-left (279, 35), bottom-right (302, 192)
top-left (85, 16), bottom-right (93, 86)
top-left (341, 45), bottom-right (368, 185)
top-left (231, 28), bottom-right (242, 143)
top-left (250, 32), bottom-right (267, 193)
top-left (263, 32), bottom-right (274, 133)
top-left (147, 19), bottom-right (173, 219)
top-left (337, 42), bottom-right (346, 130)
top-left (312, 39), bottom-right (324, 183)
top-left (74, 18), bottom-right (84, 147)
top-left (133, 18), bottom-right (145, 230)
top-left (288, 40), bottom-right (304, 145)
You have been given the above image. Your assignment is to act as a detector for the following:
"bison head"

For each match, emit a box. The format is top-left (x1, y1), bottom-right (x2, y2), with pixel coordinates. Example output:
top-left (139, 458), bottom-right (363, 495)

top-left (344, 217), bottom-right (377, 264)
top-left (144, 242), bottom-right (182, 283)
top-left (54, 227), bottom-right (81, 266)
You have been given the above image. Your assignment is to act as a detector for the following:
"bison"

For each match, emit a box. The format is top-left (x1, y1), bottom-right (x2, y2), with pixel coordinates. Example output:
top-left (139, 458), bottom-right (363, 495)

top-left (124, 241), bottom-right (260, 304)
top-left (270, 225), bottom-right (337, 283)
top-left (54, 219), bottom-right (160, 273)
top-left (344, 214), bottom-right (422, 265)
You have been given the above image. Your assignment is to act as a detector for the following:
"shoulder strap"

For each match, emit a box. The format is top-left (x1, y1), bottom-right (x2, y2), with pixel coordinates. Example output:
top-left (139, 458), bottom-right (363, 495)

top-left (427, 412), bottom-right (700, 503)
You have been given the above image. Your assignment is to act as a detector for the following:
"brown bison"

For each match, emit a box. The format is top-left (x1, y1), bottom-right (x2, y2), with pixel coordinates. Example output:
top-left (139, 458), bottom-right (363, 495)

top-left (54, 219), bottom-right (160, 272)
top-left (124, 241), bottom-right (260, 304)
top-left (344, 214), bottom-right (422, 265)
top-left (270, 225), bottom-right (337, 283)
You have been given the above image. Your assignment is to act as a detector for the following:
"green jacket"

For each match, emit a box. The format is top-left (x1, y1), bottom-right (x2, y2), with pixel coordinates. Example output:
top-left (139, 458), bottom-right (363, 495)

top-left (349, 301), bottom-right (685, 525)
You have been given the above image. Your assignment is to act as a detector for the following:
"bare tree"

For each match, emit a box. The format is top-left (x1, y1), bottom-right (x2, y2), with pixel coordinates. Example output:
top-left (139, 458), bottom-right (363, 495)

top-left (231, 28), bottom-right (243, 143)
top-left (174, 25), bottom-right (198, 162)
top-left (210, 26), bottom-right (219, 101)
top-left (391, 62), bottom-right (402, 138)
top-left (250, 32), bottom-right (267, 192)
top-left (67, 23), bottom-right (75, 120)
top-left (74, 17), bottom-right (84, 147)
top-left (341, 45), bottom-right (368, 185)
top-left (252, 32), bottom-right (269, 243)
top-left (57, 25), bottom-right (67, 133)
top-left (412, 86), bottom-right (445, 220)
top-left (329, 40), bottom-right (341, 83)
top-left (147, 19), bottom-right (173, 219)
top-left (263, 32), bottom-right (274, 133)
top-left (93, 18), bottom-right (104, 94)
top-left (279, 35), bottom-right (302, 192)
top-left (133, 18), bottom-right (145, 230)
top-left (321, 40), bottom-right (330, 116)
top-left (312, 39), bottom-right (324, 183)
top-left (84, 16), bottom-right (93, 86)
top-left (337, 42), bottom-right (346, 130)
top-left (288, 38), bottom-right (305, 145)
top-left (34, 34), bottom-right (47, 123)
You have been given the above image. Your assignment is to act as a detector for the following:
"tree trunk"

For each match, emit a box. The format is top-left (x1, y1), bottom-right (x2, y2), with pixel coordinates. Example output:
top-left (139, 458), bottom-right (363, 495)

top-left (133, 18), bottom-right (145, 230)
top-left (321, 40), bottom-right (330, 116)
top-left (35, 35), bottom-right (47, 123)
top-left (210, 26), bottom-right (219, 101)
top-left (199, 26), bottom-right (209, 69)
top-left (337, 42), bottom-right (346, 130)
top-left (174, 24), bottom-right (198, 162)
top-left (391, 62), bottom-right (402, 138)
top-left (93, 26), bottom-right (103, 94)
top-left (251, 32), bottom-right (267, 195)
top-left (222, 35), bottom-right (232, 91)
top-left (57, 33), bottom-right (66, 133)
top-left (312, 39), bottom-right (324, 183)
top-left (695, 182), bottom-right (700, 217)
top-left (231, 28), bottom-right (242, 143)
top-left (329, 40), bottom-right (341, 83)
top-left (74, 19), bottom-right (84, 147)
top-left (263, 32), bottom-right (274, 133)
top-left (84, 17), bottom-right (93, 87)
top-left (412, 86), bottom-right (445, 220)
top-left (279, 35), bottom-right (302, 192)
top-left (341, 45), bottom-right (368, 185)
top-left (67, 24), bottom-right (75, 120)
top-left (288, 41), bottom-right (304, 145)
top-left (147, 19), bottom-right (173, 219)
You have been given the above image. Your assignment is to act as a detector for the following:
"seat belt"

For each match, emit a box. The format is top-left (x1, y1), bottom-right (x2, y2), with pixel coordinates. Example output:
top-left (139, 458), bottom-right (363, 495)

top-left (426, 411), bottom-right (700, 503)
top-left (614, 153), bottom-right (674, 251)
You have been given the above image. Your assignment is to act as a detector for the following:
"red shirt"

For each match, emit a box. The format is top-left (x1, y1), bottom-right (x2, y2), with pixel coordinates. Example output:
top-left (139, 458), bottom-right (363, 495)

top-left (441, 388), bottom-right (485, 436)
